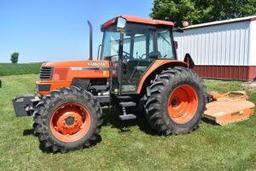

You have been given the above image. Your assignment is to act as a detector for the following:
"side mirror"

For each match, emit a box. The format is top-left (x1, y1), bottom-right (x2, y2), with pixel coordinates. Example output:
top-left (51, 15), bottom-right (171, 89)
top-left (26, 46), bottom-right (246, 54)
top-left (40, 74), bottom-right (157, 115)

top-left (117, 17), bottom-right (127, 31)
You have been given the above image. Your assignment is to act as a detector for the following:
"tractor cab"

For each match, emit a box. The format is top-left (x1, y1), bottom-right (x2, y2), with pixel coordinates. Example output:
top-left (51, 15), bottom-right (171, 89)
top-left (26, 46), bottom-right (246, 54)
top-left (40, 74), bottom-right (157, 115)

top-left (100, 16), bottom-right (177, 94)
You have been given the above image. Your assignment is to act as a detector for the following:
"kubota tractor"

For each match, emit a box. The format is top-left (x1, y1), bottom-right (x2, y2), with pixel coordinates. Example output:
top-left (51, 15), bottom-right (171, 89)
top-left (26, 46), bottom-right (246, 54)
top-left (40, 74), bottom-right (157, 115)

top-left (13, 16), bottom-right (206, 152)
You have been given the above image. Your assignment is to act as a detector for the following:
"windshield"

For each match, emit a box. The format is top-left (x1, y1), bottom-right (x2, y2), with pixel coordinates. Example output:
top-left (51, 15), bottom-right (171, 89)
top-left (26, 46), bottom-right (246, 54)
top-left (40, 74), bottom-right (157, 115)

top-left (101, 25), bottom-right (175, 60)
top-left (101, 31), bottom-right (120, 60)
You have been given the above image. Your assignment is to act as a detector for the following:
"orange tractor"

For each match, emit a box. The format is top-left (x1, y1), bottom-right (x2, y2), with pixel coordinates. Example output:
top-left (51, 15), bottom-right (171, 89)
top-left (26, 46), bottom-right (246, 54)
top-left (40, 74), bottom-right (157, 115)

top-left (12, 16), bottom-right (253, 152)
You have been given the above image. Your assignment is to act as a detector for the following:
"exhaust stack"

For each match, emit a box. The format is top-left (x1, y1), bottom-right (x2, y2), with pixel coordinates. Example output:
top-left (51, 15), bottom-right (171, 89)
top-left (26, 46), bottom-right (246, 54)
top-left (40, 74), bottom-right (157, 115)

top-left (87, 20), bottom-right (93, 60)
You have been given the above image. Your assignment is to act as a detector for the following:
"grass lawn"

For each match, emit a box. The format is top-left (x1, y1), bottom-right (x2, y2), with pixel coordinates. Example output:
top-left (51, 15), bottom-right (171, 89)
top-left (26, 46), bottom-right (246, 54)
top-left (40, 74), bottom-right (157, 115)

top-left (0, 63), bottom-right (42, 76)
top-left (0, 74), bottom-right (256, 170)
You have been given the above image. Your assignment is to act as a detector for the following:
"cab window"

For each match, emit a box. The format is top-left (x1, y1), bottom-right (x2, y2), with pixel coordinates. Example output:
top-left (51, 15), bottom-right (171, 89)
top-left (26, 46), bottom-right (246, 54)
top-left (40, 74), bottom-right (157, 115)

top-left (101, 31), bottom-right (120, 61)
top-left (157, 29), bottom-right (175, 59)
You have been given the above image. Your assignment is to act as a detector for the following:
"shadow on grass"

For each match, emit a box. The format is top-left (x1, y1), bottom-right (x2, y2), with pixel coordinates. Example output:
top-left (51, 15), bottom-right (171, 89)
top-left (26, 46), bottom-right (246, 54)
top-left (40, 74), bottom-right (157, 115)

top-left (102, 107), bottom-right (158, 135)
top-left (23, 129), bottom-right (35, 136)
top-left (201, 117), bottom-right (219, 125)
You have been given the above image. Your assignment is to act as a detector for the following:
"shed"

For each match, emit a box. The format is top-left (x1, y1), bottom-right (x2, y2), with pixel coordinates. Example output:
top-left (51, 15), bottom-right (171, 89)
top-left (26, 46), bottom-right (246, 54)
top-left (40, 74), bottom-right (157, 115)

top-left (174, 16), bottom-right (256, 81)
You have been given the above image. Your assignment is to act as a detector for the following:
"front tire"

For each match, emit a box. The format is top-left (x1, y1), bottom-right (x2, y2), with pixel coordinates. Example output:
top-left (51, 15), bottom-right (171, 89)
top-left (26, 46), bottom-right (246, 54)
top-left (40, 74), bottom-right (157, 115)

top-left (33, 87), bottom-right (103, 152)
top-left (144, 67), bottom-right (206, 135)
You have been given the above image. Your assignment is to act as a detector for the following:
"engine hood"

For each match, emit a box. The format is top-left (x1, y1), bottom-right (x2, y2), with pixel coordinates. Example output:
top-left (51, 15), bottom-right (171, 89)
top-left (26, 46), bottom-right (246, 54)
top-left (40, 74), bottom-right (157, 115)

top-left (42, 60), bottom-right (110, 68)
top-left (37, 59), bottom-right (111, 95)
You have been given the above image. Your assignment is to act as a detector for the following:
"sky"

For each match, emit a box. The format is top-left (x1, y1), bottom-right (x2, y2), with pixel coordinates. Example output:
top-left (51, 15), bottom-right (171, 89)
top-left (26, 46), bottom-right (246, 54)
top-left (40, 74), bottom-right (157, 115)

top-left (0, 0), bottom-right (153, 63)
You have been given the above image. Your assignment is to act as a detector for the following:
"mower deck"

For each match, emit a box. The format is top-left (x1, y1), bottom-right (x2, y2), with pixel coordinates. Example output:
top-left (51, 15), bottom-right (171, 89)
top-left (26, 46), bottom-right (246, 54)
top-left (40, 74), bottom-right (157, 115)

top-left (204, 91), bottom-right (255, 125)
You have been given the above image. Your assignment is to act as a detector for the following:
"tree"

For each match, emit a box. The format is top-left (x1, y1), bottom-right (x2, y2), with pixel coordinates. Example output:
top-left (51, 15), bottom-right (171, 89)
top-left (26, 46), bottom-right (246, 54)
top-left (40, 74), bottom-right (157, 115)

top-left (10, 52), bottom-right (19, 64)
top-left (151, 0), bottom-right (256, 24)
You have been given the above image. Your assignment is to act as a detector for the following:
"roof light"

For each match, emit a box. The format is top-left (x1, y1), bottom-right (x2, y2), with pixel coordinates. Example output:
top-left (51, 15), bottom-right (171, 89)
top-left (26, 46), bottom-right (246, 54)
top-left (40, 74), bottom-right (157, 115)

top-left (182, 21), bottom-right (189, 28)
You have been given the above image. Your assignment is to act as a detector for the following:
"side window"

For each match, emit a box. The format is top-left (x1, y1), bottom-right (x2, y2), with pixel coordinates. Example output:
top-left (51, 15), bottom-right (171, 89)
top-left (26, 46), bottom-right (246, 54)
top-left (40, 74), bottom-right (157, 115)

top-left (133, 34), bottom-right (146, 59)
top-left (102, 31), bottom-right (120, 61)
top-left (110, 40), bottom-right (119, 61)
top-left (157, 30), bottom-right (174, 59)
top-left (133, 33), bottom-right (154, 59)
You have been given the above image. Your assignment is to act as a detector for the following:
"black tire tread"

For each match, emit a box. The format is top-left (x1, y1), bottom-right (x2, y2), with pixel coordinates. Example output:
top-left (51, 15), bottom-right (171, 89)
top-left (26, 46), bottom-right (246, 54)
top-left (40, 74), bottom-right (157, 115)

top-left (143, 66), bottom-right (206, 135)
top-left (32, 86), bottom-right (103, 153)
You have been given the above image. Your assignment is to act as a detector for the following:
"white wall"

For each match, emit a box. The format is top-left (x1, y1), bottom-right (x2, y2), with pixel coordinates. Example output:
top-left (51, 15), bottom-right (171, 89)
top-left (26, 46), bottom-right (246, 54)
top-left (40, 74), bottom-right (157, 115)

top-left (174, 21), bottom-right (251, 66)
top-left (249, 20), bottom-right (256, 66)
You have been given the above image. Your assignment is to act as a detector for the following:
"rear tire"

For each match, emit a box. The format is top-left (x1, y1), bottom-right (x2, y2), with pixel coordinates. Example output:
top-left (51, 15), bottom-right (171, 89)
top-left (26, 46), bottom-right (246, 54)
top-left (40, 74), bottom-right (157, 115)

top-left (33, 86), bottom-right (103, 152)
top-left (143, 67), bottom-right (206, 135)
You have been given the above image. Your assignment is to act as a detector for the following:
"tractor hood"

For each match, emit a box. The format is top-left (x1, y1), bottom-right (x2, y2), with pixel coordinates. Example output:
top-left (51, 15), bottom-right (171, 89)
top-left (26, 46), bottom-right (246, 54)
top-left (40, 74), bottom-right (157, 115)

top-left (39, 59), bottom-right (110, 82)
top-left (42, 60), bottom-right (110, 68)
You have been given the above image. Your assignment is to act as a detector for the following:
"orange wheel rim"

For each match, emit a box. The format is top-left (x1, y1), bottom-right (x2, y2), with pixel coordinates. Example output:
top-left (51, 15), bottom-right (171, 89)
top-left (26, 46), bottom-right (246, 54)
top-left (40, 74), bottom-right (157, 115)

top-left (50, 102), bottom-right (91, 143)
top-left (167, 84), bottom-right (198, 124)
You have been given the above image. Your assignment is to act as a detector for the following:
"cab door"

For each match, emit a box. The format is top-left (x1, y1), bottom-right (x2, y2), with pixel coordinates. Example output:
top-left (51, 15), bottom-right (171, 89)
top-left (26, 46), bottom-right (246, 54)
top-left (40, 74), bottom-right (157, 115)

top-left (120, 31), bottom-right (155, 94)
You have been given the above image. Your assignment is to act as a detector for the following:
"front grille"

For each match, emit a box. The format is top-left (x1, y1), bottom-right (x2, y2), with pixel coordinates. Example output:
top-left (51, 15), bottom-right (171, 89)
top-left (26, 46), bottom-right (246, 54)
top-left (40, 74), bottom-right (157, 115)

top-left (40, 67), bottom-right (53, 80)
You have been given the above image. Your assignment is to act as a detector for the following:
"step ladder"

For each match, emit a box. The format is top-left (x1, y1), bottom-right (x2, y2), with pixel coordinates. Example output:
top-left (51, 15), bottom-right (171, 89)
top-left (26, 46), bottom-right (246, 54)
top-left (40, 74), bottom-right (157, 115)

top-left (119, 101), bottom-right (137, 121)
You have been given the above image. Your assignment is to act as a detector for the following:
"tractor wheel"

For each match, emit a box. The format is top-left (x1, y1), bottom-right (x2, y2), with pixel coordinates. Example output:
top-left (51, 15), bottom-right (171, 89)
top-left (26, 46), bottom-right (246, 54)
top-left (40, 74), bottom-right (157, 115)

top-left (32, 86), bottom-right (103, 152)
top-left (143, 67), bottom-right (206, 135)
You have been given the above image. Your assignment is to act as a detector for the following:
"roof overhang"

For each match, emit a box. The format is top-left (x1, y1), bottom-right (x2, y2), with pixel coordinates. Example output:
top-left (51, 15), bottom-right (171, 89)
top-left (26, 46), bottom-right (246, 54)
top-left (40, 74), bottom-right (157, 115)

top-left (101, 15), bottom-right (174, 30)
top-left (182, 15), bottom-right (256, 30)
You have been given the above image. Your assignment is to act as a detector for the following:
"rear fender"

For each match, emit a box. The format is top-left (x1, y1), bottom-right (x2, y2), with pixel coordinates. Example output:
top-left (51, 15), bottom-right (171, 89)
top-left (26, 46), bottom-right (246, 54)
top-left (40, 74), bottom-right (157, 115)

top-left (136, 60), bottom-right (188, 94)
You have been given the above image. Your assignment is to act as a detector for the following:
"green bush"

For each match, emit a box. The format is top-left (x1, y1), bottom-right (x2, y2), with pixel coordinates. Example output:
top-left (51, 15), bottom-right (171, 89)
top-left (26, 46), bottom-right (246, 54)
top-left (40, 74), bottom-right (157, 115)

top-left (0, 63), bottom-right (42, 76)
top-left (10, 52), bottom-right (19, 64)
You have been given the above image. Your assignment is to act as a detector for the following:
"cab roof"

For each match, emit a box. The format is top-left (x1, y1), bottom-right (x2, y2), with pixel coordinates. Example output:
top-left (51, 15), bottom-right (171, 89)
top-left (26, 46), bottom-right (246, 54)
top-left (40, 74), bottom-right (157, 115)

top-left (102, 15), bottom-right (174, 30)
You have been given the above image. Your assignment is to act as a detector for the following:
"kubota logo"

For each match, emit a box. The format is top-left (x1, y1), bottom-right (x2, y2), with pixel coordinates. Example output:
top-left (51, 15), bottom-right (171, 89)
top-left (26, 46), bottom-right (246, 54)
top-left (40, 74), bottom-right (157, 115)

top-left (87, 61), bottom-right (106, 66)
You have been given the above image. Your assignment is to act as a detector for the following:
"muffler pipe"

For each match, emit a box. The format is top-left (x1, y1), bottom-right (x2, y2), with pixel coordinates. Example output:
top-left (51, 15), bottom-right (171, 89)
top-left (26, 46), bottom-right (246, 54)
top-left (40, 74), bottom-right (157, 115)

top-left (87, 20), bottom-right (93, 60)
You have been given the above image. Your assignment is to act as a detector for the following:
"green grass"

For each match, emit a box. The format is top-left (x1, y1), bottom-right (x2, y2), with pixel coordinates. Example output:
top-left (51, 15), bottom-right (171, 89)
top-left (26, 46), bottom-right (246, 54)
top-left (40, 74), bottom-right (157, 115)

top-left (0, 63), bottom-right (42, 76)
top-left (0, 74), bottom-right (256, 170)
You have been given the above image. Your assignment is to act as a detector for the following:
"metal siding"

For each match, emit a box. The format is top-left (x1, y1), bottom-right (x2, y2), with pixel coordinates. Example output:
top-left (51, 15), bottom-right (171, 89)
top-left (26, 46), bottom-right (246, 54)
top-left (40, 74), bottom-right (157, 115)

top-left (249, 20), bottom-right (256, 66)
top-left (174, 21), bottom-right (250, 66)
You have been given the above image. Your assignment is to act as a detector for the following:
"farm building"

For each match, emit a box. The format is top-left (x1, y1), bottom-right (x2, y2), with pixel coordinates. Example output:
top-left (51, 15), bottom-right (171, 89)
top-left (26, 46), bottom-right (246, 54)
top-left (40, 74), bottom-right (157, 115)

top-left (174, 16), bottom-right (256, 81)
